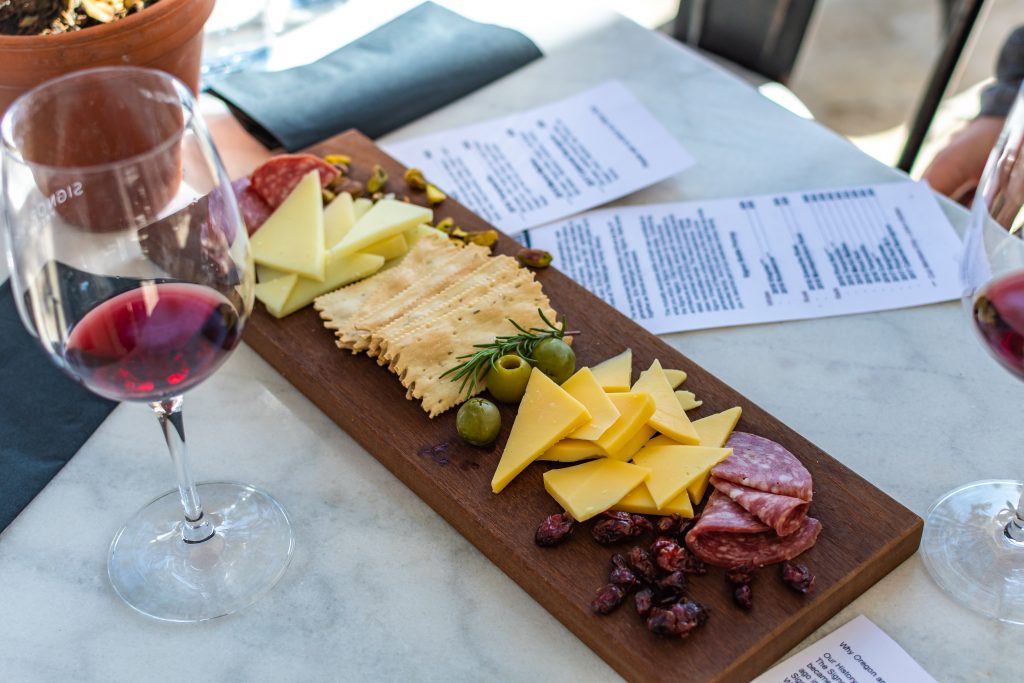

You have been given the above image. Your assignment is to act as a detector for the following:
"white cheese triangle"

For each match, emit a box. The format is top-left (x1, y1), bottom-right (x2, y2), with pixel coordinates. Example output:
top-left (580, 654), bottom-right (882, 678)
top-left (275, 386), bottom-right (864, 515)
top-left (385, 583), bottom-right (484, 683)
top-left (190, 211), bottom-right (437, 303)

top-left (331, 199), bottom-right (432, 257)
top-left (323, 192), bottom-right (355, 249)
top-left (250, 170), bottom-right (325, 281)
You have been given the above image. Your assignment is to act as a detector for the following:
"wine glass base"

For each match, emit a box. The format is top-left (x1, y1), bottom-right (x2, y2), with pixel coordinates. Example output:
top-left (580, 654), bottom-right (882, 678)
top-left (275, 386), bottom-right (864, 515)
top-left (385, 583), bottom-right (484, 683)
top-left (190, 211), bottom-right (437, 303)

top-left (921, 479), bottom-right (1024, 624)
top-left (108, 482), bottom-right (294, 622)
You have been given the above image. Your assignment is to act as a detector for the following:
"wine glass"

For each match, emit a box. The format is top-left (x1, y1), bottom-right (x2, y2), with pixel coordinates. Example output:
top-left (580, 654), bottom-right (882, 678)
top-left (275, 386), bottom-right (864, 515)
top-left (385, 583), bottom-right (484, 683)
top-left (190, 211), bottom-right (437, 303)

top-left (0, 67), bottom-right (294, 622)
top-left (921, 84), bottom-right (1024, 623)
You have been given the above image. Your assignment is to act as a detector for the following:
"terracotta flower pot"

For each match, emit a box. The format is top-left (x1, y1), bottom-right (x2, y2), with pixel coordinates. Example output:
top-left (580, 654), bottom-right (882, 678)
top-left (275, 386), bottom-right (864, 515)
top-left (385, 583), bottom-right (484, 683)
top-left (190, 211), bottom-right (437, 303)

top-left (0, 0), bottom-right (215, 116)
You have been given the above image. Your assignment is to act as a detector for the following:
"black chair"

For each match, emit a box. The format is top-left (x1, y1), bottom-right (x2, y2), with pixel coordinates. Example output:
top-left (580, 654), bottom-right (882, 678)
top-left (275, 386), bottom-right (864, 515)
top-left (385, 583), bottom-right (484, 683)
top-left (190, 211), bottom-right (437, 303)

top-left (672, 0), bottom-right (818, 85)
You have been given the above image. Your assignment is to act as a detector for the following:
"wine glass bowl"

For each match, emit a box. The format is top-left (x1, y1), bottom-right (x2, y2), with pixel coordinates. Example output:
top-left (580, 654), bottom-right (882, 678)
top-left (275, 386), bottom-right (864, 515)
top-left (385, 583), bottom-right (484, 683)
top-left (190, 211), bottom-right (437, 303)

top-left (921, 84), bottom-right (1024, 624)
top-left (1, 67), bottom-right (293, 622)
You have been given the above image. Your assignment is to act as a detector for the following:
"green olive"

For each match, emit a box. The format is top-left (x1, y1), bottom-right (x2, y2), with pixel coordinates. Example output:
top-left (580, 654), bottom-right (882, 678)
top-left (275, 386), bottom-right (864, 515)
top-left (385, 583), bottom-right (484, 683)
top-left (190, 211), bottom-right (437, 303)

top-left (456, 397), bottom-right (501, 446)
top-left (531, 337), bottom-right (576, 384)
top-left (486, 354), bottom-right (532, 403)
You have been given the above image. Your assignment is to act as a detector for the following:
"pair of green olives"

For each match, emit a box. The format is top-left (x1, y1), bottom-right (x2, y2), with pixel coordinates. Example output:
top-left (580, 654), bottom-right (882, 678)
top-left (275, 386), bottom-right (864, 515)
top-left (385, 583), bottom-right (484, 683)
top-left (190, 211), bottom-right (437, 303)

top-left (487, 338), bottom-right (575, 403)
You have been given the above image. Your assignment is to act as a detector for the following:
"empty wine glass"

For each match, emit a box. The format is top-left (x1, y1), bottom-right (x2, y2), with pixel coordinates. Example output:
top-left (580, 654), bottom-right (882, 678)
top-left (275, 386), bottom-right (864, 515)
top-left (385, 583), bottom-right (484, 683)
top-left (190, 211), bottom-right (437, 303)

top-left (0, 67), bottom-right (294, 622)
top-left (921, 83), bottom-right (1024, 623)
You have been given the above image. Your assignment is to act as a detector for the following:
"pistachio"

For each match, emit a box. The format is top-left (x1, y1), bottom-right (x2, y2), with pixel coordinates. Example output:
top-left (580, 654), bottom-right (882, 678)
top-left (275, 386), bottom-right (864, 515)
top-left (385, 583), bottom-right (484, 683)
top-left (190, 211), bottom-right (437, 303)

top-left (332, 177), bottom-right (364, 198)
top-left (321, 188), bottom-right (336, 204)
top-left (435, 217), bottom-right (455, 234)
top-left (324, 154), bottom-right (352, 166)
top-left (403, 167), bottom-right (428, 191)
top-left (516, 248), bottom-right (553, 269)
top-left (463, 230), bottom-right (499, 248)
top-left (425, 183), bottom-right (447, 205)
top-left (366, 164), bottom-right (388, 194)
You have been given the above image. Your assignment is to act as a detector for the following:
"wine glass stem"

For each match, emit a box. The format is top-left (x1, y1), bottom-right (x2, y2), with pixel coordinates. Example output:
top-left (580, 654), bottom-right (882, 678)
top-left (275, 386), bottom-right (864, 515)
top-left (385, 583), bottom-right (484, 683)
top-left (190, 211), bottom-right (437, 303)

top-left (1006, 491), bottom-right (1024, 544)
top-left (151, 396), bottom-right (215, 544)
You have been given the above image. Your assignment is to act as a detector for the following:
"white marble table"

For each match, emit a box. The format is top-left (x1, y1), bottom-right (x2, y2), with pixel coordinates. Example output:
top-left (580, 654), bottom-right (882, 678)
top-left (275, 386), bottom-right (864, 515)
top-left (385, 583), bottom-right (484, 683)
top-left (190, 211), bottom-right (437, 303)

top-left (0, 4), bottom-right (1017, 681)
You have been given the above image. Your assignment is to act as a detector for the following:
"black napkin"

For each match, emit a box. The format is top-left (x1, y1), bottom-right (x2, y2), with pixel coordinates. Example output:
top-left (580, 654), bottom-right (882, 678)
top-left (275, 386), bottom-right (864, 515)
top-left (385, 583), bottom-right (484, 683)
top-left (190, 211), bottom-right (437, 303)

top-left (207, 2), bottom-right (542, 150)
top-left (0, 281), bottom-right (117, 533)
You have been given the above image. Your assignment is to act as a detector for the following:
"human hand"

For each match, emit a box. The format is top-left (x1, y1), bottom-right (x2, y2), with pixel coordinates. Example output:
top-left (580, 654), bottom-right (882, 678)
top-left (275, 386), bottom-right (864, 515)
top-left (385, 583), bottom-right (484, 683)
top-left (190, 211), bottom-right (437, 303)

top-left (921, 116), bottom-right (1005, 204)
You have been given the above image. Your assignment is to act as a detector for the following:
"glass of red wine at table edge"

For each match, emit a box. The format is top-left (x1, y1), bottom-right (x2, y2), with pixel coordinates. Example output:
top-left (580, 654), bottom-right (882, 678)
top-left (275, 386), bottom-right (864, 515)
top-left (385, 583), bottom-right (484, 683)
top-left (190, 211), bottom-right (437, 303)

top-left (921, 83), bottom-right (1024, 624)
top-left (0, 67), bottom-right (294, 622)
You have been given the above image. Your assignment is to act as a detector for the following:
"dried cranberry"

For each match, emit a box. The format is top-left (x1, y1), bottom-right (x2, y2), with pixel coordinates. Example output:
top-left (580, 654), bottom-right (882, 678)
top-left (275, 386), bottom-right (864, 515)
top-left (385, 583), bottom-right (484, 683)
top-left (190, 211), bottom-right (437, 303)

top-left (733, 583), bottom-right (753, 610)
top-left (726, 564), bottom-right (754, 585)
top-left (655, 571), bottom-right (688, 603)
top-left (591, 511), bottom-right (650, 544)
top-left (626, 546), bottom-right (658, 582)
top-left (610, 553), bottom-right (628, 570)
top-left (652, 539), bottom-right (687, 573)
top-left (635, 588), bottom-right (654, 617)
top-left (677, 549), bottom-right (708, 575)
top-left (590, 583), bottom-right (626, 614)
top-left (646, 607), bottom-right (680, 637)
top-left (629, 514), bottom-right (653, 534)
top-left (781, 561), bottom-right (815, 594)
top-left (610, 565), bottom-right (639, 590)
top-left (650, 536), bottom-right (675, 554)
top-left (670, 600), bottom-right (710, 637)
top-left (655, 513), bottom-right (685, 536)
top-left (535, 512), bottom-right (575, 547)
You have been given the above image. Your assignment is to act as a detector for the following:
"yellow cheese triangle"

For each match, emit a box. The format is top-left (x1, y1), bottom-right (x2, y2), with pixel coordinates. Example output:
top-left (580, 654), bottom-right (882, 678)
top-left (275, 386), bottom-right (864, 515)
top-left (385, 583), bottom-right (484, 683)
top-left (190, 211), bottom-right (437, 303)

top-left (664, 368), bottom-right (687, 389)
top-left (323, 192), bottom-right (355, 248)
top-left (692, 406), bottom-right (742, 448)
top-left (594, 392), bottom-right (655, 459)
top-left (563, 367), bottom-right (621, 440)
top-left (275, 252), bottom-right (385, 318)
top-left (405, 224), bottom-right (446, 247)
top-left (633, 444), bottom-right (732, 508)
top-left (332, 199), bottom-right (432, 256)
top-left (543, 459), bottom-right (650, 521)
top-left (537, 438), bottom-right (606, 463)
top-left (632, 359), bottom-right (700, 444)
top-left (608, 424), bottom-right (656, 461)
top-left (361, 232), bottom-right (408, 260)
top-left (255, 273), bottom-right (298, 317)
top-left (613, 484), bottom-right (694, 518)
top-left (491, 369), bottom-right (590, 493)
top-left (353, 197), bottom-right (373, 220)
top-left (590, 348), bottom-right (632, 391)
top-left (675, 390), bottom-right (702, 411)
top-left (250, 170), bottom-right (325, 281)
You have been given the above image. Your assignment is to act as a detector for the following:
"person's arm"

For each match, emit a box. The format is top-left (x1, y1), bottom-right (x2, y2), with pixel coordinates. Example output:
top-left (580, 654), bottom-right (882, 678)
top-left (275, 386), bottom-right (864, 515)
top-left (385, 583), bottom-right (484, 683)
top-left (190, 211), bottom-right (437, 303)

top-left (922, 26), bottom-right (1024, 202)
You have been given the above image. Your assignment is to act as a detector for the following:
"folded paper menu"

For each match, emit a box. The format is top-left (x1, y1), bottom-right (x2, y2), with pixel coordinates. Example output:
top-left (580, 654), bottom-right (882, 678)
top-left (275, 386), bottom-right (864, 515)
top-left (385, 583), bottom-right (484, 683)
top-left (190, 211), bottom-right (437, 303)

top-left (753, 615), bottom-right (937, 683)
top-left (520, 181), bottom-right (962, 333)
top-left (385, 80), bottom-right (695, 232)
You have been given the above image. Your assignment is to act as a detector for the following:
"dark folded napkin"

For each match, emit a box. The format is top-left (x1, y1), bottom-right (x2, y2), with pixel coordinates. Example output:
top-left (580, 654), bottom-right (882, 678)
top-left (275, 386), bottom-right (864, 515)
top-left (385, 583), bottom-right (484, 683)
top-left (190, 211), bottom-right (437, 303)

top-left (207, 1), bottom-right (542, 151)
top-left (0, 281), bottom-right (117, 533)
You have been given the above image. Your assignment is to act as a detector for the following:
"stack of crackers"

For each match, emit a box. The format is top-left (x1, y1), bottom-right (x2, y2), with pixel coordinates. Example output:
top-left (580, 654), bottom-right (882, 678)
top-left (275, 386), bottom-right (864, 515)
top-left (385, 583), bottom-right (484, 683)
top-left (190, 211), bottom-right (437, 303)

top-left (314, 234), bottom-right (557, 417)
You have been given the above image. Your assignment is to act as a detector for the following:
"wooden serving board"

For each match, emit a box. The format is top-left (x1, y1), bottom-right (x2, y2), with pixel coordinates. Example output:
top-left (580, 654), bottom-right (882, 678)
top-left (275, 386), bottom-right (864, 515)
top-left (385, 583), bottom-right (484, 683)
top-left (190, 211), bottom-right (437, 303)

top-left (243, 130), bottom-right (921, 682)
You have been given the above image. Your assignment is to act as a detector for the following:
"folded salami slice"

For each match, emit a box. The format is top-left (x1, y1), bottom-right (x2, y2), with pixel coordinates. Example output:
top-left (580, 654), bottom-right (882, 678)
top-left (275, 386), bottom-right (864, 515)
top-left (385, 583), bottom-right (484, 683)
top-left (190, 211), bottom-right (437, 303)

top-left (231, 178), bottom-right (273, 235)
top-left (685, 491), bottom-right (822, 568)
top-left (710, 476), bottom-right (809, 537)
top-left (713, 432), bottom-right (813, 502)
top-left (249, 154), bottom-right (340, 208)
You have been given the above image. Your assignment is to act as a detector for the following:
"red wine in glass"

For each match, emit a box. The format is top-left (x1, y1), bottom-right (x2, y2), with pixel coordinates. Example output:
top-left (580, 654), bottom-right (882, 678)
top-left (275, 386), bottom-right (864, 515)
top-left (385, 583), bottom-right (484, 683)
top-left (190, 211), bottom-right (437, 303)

top-left (64, 283), bottom-right (241, 403)
top-left (972, 271), bottom-right (1024, 379)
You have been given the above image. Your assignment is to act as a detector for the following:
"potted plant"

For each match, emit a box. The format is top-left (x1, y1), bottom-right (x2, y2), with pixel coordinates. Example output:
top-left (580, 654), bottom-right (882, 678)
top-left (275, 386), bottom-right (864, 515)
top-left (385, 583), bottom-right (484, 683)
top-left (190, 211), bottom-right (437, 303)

top-left (0, 0), bottom-right (215, 115)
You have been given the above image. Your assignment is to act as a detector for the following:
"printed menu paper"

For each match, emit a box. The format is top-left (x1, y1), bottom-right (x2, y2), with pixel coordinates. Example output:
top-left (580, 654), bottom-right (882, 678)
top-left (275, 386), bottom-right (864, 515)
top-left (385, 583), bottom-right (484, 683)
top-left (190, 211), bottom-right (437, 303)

top-left (753, 615), bottom-right (937, 683)
top-left (520, 182), bottom-right (962, 334)
top-left (384, 81), bottom-right (694, 232)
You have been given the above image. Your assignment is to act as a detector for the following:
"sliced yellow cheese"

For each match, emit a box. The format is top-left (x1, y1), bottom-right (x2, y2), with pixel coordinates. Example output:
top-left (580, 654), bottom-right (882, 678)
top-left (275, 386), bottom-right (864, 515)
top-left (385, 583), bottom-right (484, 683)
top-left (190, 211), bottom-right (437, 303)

top-left (594, 392), bottom-right (655, 460)
top-left (270, 252), bottom-right (385, 318)
top-left (404, 224), bottom-right (446, 247)
top-left (323, 191), bottom-right (355, 248)
top-left (537, 438), bottom-right (606, 463)
top-left (250, 169), bottom-right (325, 281)
top-left (608, 424), bottom-right (656, 462)
top-left (256, 263), bottom-right (287, 284)
top-left (255, 273), bottom-right (297, 317)
top-left (632, 359), bottom-right (700, 444)
top-left (613, 484), bottom-right (694, 518)
top-left (353, 197), bottom-right (373, 220)
top-left (332, 199), bottom-right (432, 256)
top-left (360, 232), bottom-right (408, 261)
top-left (692, 406), bottom-right (742, 448)
top-left (562, 367), bottom-right (621, 440)
top-left (591, 348), bottom-right (632, 391)
top-left (664, 368), bottom-right (688, 389)
top-left (633, 444), bottom-right (731, 509)
top-left (675, 390), bottom-right (702, 411)
top-left (543, 458), bottom-right (650, 522)
top-left (492, 369), bottom-right (590, 493)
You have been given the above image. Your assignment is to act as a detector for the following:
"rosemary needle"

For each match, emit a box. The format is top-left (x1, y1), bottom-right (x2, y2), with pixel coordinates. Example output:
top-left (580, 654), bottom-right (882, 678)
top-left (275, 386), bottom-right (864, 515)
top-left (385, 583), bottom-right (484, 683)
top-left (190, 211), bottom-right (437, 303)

top-left (440, 309), bottom-right (577, 398)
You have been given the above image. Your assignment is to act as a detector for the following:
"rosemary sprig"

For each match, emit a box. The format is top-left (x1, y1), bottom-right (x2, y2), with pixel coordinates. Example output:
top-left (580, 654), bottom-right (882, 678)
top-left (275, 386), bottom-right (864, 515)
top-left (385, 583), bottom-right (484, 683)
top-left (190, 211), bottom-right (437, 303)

top-left (440, 309), bottom-right (577, 398)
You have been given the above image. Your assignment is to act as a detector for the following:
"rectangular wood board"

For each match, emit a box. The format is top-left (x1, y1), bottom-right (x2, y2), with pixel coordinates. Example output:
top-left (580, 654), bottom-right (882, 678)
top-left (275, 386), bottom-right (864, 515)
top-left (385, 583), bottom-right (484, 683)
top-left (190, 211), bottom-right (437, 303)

top-left (242, 130), bottom-right (921, 682)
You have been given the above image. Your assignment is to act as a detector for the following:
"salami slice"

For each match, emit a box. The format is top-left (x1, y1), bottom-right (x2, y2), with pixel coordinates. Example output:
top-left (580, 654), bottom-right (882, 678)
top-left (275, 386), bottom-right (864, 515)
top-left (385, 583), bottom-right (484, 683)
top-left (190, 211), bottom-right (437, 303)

top-left (686, 513), bottom-right (822, 568)
top-left (249, 154), bottom-right (339, 209)
top-left (710, 476), bottom-right (808, 537)
top-left (713, 432), bottom-right (813, 501)
top-left (231, 177), bottom-right (273, 235)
